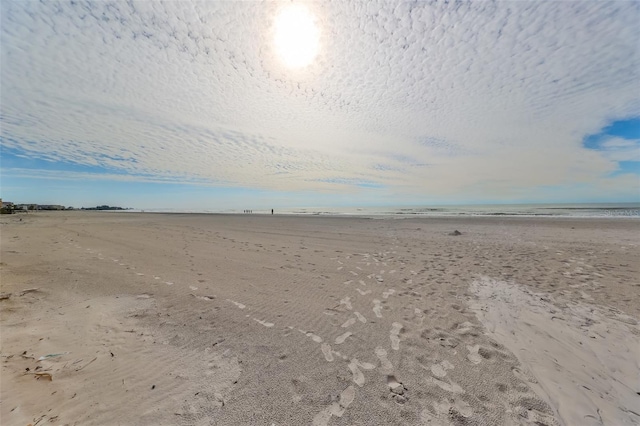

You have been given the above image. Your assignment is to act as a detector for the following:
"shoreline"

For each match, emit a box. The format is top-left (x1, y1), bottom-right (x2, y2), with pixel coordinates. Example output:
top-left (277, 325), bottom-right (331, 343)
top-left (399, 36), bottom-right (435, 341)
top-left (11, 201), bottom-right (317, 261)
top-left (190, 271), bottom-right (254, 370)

top-left (10, 200), bottom-right (634, 219)
top-left (11, 209), bottom-right (640, 221)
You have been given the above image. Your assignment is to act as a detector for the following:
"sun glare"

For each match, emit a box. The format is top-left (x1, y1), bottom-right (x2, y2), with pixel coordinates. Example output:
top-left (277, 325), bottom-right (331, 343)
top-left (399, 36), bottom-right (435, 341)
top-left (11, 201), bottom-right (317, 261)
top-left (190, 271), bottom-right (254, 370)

top-left (274, 5), bottom-right (319, 69)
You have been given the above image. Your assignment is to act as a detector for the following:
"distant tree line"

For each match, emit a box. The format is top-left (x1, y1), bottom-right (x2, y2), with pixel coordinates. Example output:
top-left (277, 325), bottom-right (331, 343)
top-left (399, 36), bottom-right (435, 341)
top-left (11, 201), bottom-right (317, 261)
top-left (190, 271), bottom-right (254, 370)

top-left (0, 202), bottom-right (130, 214)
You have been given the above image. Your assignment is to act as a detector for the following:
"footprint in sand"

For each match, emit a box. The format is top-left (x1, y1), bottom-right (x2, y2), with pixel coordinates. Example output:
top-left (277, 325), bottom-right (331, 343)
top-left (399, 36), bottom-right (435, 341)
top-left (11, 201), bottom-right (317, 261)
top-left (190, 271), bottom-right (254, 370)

top-left (333, 350), bottom-right (348, 361)
top-left (430, 360), bottom-right (454, 378)
top-left (373, 300), bottom-right (383, 318)
top-left (382, 289), bottom-right (396, 299)
top-left (189, 286), bottom-right (198, 291)
top-left (354, 312), bottom-right (367, 323)
top-left (312, 385), bottom-right (355, 426)
top-left (165, 282), bottom-right (174, 286)
top-left (195, 295), bottom-right (214, 301)
top-left (337, 266), bottom-right (343, 271)
top-left (467, 345), bottom-right (482, 364)
top-left (390, 322), bottom-right (402, 350)
top-left (350, 271), bottom-right (358, 276)
top-left (453, 399), bottom-right (473, 417)
top-left (414, 308), bottom-right (424, 324)
top-left (321, 343), bottom-right (334, 362)
top-left (356, 288), bottom-right (371, 296)
top-left (347, 358), bottom-right (376, 387)
top-left (427, 376), bottom-right (464, 394)
top-left (340, 296), bottom-right (353, 310)
top-left (306, 332), bottom-right (323, 343)
top-left (387, 375), bottom-right (409, 404)
top-left (334, 386), bottom-right (356, 417)
top-left (343, 280), bottom-right (353, 285)
top-left (432, 399), bottom-right (451, 416)
top-left (358, 280), bottom-right (367, 286)
top-left (341, 318), bottom-right (356, 328)
top-left (253, 318), bottom-right (274, 328)
top-left (429, 397), bottom-right (472, 419)
top-left (227, 300), bottom-right (246, 309)
top-left (136, 272), bottom-right (144, 276)
top-left (356, 358), bottom-right (375, 370)
top-left (375, 347), bottom-right (393, 373)
top-left (335, 331), bottom-right (352, 344)
top-left (348, 359), bottom-right (365, 387)
top-left (455, 321), bottom-right (476, 336)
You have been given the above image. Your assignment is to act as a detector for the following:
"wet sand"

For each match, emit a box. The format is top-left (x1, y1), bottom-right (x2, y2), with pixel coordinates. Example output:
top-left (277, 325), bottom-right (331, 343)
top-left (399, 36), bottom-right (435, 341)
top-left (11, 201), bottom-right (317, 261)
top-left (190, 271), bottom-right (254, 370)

top-left (1, 212), bottom-right (638, 425)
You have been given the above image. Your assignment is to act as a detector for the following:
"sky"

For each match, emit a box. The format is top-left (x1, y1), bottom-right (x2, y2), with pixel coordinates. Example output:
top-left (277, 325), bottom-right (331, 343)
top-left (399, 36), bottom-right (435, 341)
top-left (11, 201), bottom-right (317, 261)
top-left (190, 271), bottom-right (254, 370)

top-left (1, 0), bottom-right (639, 209)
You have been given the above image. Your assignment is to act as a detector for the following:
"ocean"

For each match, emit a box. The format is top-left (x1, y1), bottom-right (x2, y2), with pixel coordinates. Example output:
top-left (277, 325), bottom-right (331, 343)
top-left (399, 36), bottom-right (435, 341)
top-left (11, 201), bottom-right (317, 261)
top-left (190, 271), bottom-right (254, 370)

top-left (133, 203), bottom-right (640, 218)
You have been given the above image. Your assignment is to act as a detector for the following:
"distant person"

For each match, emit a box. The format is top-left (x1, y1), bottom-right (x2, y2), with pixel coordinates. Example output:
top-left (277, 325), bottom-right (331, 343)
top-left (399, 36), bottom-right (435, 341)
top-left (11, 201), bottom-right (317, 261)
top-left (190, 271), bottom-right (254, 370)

top-left (271, 209), bottom-right (274, 215)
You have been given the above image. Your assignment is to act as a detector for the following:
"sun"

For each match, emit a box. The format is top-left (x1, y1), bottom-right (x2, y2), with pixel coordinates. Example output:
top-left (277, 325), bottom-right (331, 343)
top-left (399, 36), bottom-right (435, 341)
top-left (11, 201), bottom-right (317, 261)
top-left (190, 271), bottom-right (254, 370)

top-left (274, 4), bottom-right (319, 69)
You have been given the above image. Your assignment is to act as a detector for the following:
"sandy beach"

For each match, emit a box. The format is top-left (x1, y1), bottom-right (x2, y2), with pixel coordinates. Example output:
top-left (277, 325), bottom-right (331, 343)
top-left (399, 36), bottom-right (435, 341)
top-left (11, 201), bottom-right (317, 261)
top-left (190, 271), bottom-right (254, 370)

top-left (1, 212), bottom-right (638, 426)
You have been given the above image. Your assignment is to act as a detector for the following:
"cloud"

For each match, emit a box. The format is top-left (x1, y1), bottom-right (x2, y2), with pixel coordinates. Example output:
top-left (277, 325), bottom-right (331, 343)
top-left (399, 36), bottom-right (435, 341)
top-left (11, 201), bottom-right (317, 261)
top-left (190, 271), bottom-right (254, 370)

top-left (1, 0), bottom-right (639, 201)
top-left (597, 137), bottom-right (640, 162)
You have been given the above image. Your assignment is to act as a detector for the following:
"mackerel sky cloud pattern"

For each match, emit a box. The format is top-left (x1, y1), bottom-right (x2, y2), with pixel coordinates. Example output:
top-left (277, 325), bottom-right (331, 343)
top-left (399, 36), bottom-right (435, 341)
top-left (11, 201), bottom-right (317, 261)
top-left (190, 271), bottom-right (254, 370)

top-left (1, 1), bottom-right (639, 202)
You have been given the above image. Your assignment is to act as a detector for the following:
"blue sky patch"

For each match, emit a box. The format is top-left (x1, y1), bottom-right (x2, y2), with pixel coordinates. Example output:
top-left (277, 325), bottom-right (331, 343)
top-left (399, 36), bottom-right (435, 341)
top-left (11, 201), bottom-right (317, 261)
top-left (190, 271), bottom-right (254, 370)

top-left (1, 143), bottom-right (130, 176)
top-left (611, 161), bottom-right (640, 176)
top-left (583, 117), bottom-right (640, 175)
top-left (583, 117), bottom-right (640, 150)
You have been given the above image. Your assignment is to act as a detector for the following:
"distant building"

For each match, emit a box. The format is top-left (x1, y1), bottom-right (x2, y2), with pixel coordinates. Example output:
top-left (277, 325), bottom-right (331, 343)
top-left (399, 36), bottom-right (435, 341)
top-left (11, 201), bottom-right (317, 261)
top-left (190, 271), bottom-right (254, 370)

top-left (0, 200), bottom-right (15, 214)
top-left (38, 205), bottom-right (65, 210)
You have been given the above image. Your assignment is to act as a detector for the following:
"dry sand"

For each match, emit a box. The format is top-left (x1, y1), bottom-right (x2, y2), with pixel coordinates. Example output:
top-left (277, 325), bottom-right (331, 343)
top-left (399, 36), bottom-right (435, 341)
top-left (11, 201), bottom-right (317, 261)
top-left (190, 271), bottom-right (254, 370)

top-left (1, 212), bottom-right (638, 425)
